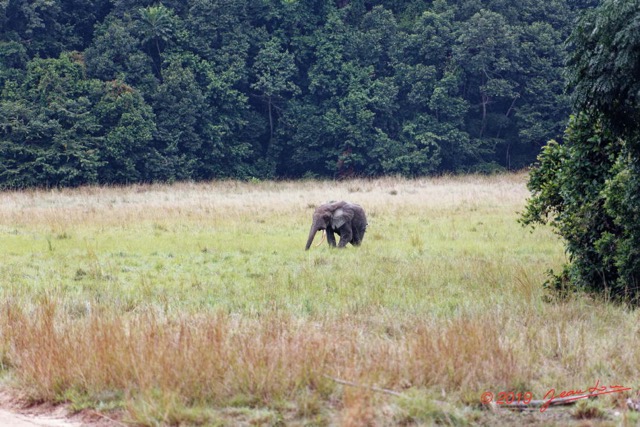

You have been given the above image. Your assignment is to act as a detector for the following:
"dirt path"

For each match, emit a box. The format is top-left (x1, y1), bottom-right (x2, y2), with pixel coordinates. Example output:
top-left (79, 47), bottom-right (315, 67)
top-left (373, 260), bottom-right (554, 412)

top-left (0, 390), bottom-right (117, 427)
top-left (0, 408), bottom-right (82, 426)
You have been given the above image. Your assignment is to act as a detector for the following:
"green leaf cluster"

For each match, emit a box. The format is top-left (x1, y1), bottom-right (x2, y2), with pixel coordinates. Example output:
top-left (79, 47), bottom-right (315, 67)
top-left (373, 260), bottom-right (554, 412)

top-left (0, 0), bottom-right (589, 186)
top-left (522, 0), bottom-right (640, 301)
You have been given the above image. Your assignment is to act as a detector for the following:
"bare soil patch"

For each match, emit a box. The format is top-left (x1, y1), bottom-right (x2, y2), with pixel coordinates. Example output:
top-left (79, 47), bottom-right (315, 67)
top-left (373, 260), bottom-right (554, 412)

top-left (0, 389), bottom-right (121, 427)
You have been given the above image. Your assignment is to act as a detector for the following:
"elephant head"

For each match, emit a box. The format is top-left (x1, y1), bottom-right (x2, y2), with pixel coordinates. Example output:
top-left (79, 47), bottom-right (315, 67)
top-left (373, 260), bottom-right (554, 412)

top-left (305, 201), bottom-right (367, 250)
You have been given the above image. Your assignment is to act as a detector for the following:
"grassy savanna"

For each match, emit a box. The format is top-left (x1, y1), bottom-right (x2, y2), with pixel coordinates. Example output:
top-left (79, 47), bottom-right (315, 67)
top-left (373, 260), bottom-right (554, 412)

top-left (0, 174), bottom-right (638, 426)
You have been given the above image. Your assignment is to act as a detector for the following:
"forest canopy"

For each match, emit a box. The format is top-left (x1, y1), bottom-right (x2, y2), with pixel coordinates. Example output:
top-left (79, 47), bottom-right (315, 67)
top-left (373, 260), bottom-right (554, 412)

top-left (0, 0), bottom-right (596, 187)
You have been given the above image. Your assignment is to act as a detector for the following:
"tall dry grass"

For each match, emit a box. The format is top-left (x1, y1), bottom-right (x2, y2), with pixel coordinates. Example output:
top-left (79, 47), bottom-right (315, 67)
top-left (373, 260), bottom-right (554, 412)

top-left (0, 174), bottom-right (528, 228)
top-left (2, 298), bottom-right (639, 424)
top-left (0, 301), bottom-right (532, 409)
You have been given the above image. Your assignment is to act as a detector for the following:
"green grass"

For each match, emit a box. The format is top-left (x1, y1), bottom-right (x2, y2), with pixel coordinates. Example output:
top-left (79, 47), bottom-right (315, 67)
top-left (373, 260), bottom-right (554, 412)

top-left (0, 177), bottom-right (560, 317)
top-left (0, 174), bottom-right (637, 426)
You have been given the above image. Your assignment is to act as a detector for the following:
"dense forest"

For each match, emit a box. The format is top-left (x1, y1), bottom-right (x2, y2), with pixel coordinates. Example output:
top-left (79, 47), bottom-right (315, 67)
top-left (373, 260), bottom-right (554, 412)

top-left (0, 0), bottom-right (597, 186)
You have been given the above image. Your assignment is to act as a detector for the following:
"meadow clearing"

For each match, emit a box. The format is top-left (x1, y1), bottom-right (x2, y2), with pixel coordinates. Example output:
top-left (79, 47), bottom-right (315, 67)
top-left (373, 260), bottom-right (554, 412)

top-left (0, 173), bottom-right (639, 426)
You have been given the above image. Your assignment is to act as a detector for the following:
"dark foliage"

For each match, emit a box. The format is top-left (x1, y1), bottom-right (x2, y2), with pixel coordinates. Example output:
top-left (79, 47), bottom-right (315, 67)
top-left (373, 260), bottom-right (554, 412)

top-left (522, 0), bottom-right (640, 302)
top-left (0, 0), bottom-right (592, 187)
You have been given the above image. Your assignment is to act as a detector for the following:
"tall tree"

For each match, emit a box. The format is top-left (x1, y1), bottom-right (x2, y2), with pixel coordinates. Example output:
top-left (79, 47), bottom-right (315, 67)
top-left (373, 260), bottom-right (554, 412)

top-left (251, 37), bottom-right (299, 141)
top-left (522, 0), bottom-right (640, 301)
top-left (136, 4), bottom-right (178, 80)
top-left (0, 53), bottom-right (155, 187)
top-left (84, 16), bottom-right (157, 92)
top-left (146, 54), bottom-right (206, 181)
top-left (454, 10), bottom-right (519, 144)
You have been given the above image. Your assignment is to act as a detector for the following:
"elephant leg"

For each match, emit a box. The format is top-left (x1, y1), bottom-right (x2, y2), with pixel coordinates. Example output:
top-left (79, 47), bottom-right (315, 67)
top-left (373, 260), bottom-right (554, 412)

top-left (351, 228), bottom-right (362, 246)
top-left (326, 229), bottom-right (337, 247)
top-left (337, 226), bottom-right (352, 248)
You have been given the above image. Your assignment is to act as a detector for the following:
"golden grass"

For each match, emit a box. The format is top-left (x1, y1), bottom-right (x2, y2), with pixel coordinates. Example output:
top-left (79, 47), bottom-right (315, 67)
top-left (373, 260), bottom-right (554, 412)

top-left (0, 174), bottom-right (528, 228)
top-left (0, 173), bottom-right (638, 425)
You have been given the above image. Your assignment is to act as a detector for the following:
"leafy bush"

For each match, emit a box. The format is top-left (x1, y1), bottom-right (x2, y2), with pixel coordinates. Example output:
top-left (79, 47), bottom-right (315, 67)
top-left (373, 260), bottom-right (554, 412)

top-left (522, 0), bottom-right (640, 302)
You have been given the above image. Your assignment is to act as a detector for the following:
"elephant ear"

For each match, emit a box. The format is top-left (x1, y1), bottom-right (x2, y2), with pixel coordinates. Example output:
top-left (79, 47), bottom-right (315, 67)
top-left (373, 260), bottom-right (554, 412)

top-left (331, 206), bottom-right (354, 229)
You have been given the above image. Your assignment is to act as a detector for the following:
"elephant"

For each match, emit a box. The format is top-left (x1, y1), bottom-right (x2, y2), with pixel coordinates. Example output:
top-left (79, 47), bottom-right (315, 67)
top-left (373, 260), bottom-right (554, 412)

top-left (305, 201), bottom-right (367, 250)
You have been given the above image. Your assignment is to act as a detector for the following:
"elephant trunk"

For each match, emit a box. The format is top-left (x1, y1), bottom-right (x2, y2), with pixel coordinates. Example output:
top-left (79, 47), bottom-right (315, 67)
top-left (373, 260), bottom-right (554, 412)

top-left (305, 221), bottom-right (321, 250)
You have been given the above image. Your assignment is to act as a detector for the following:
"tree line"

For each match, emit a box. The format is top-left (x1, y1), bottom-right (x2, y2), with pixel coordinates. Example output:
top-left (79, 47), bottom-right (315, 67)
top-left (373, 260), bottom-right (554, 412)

top-left (0, 0), bottom-right (596, 187)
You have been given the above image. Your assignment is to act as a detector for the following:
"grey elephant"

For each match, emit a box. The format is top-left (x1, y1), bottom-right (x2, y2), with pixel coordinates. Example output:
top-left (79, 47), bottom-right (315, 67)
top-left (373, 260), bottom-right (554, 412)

top-left (305, 201), bottom-right (367, 250)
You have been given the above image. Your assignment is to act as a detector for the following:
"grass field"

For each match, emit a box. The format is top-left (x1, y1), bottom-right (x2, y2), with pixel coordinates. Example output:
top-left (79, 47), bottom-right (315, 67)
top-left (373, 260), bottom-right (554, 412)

top-left (0, 173), bottom-right (639, 426)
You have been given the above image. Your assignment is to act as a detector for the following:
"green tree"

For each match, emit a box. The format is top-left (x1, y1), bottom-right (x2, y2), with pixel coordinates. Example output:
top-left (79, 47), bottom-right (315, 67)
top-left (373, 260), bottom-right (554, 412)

top-left (0, 53), bottom-right (104, 187)
top-left (522, 0), bottom-right (640, 301)
top-left (0, 0), bottom-right (111, 58)
top-left (84, 16), bottom-right (156, 92)
top-left (395, 7), bottom-right (468, 172)
top-left (199, 57), bottom-right (259, 179)
top-left (513, 21), bottom-right (570, 165)
top-left (0, 53), bottom-right (155, 187)
top-left (251, 37), bottom-right (299, 141)
top-left (136, 4), bottom-right (178, 80)
top-left (146, 54), bottom-right (206, 181)
top-left (454, 10), bottom-right (519, 145)
top-left (95, 79), bottom-right (156, 184)
top-left (0, 41), bottom-right (28, 86)
top-left (289, 8), bottom-right (403, 177)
